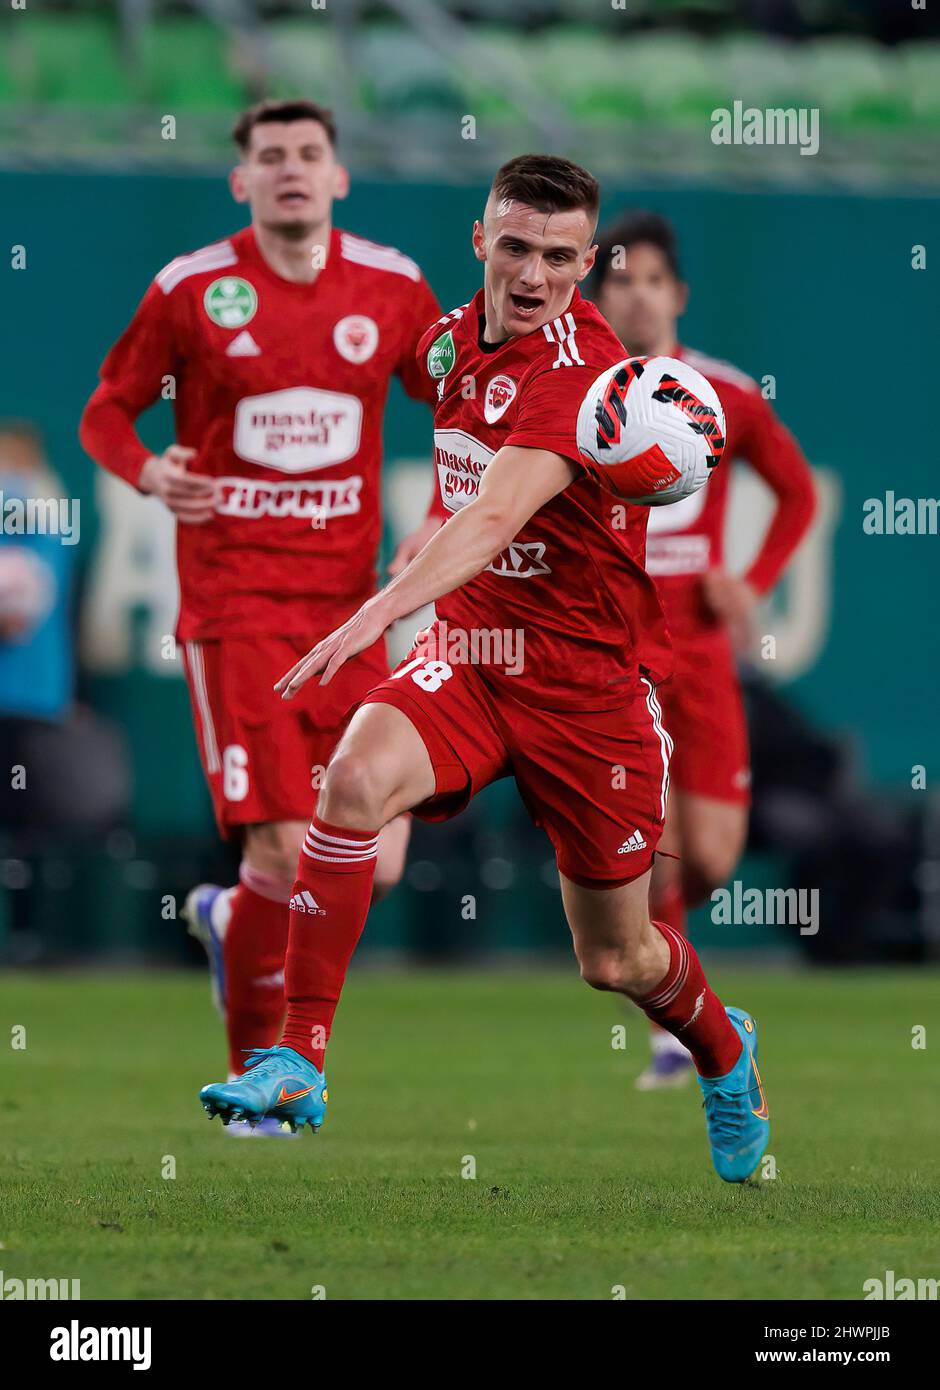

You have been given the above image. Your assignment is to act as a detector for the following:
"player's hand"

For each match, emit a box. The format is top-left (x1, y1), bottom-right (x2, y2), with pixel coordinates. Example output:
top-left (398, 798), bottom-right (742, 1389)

top-left (387, 516), bottom-right (444, 576)
top-left (275, 597), bottom-right (389, 698)
top-left (700, 569), bottom-right (759, 652)
top-left (138, 445), bottom-right (217, 524)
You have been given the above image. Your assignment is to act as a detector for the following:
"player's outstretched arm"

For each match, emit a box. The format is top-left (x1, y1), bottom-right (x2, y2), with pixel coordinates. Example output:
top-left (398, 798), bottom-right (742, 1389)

top-left (277, 445), bottom-right (578, 696)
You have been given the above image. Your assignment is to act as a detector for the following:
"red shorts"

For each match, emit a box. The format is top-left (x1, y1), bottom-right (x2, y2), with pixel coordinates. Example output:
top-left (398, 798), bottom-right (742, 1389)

top-left (657, 627), bottom-right (750, 804)
top-left (363, 628), bottom-right (673, 888)
top-left (182, 634), bottom-right (389, 837)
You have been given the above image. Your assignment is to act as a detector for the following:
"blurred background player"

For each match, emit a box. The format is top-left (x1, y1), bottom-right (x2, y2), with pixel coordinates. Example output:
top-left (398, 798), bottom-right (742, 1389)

top-left (79, 99), bottom-right (443, 1130)
top-left (593, 211), bottom-right (816, 1089)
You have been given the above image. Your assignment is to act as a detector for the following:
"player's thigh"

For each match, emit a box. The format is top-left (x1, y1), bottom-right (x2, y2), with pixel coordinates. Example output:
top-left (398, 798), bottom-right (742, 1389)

top-left (506, 679), bottom-right (671, 890)
top-left (319, 701), bottom-right (438, 827)
top-left (359, 626), bottom-right (510, 827)
top-left (561, 870), bottom-right (669, 997)
top-left (677, 792), bottom-right (748, 905)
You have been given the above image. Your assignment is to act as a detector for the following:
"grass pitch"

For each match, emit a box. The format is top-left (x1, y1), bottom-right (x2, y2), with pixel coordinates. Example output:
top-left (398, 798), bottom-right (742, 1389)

top-left (1, 966), bottom-right (938, 1300)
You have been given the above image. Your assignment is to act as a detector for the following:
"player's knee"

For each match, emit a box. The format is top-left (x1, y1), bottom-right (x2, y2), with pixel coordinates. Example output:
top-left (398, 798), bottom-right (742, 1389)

top-left (260, 844), bottom-right (303, 884)
top-left (243, 825), bottom-right (306, 885)
top-left (320, 752), bottom-right (389, 828)
top-left (577, 944), bottom-right (643, 995)
top-left (579, 951), bottom-right (622, 993)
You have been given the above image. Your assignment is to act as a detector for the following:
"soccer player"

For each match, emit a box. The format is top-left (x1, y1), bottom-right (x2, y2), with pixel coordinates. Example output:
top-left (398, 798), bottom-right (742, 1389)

top-left (198, 156), bottom-right (769, 1183)
top-left (593, 211), bottom-right (816, 1089)
top-left (80, 100), bottom-right (443, 1129)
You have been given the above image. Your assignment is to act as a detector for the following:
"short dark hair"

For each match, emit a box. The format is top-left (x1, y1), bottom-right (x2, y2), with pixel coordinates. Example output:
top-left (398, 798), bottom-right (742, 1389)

top-left (593, 210), bottom-right (682, 294)
top-left (490, 154), bottom-right (600, 231)
top-left (232, 99), bottom-right (337, 153)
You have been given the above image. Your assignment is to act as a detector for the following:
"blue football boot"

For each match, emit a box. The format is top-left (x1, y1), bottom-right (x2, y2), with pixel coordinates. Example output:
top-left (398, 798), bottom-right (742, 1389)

top-left (182, 883), bottom-right (227, 1014)
top-left (199, 1046), bottom-right (327, 1134)
top-left (698, 1007), bottom-right (769, 1182)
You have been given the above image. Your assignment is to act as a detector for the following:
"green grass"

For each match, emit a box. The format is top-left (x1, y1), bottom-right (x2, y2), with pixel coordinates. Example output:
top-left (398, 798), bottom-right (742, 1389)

top-left (1, 967), bottom-right (938, 1300)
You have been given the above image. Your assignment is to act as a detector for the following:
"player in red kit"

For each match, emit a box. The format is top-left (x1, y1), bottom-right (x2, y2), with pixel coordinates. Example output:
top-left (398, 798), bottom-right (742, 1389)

top-left (198, 157), bottom-right (770, 1184)
top-left (80, 101), bottom-right (442, 1128)
top-left (594, 211), bottom-right (816, 1089)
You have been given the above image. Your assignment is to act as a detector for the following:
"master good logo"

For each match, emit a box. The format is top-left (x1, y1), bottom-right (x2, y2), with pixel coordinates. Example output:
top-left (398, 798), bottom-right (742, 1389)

top-left (234, 388), bottom-right (363, 472)
top-left (204, 276), bottom-right (258, 328)
top-left (434, 429), bottom-right (493, 512)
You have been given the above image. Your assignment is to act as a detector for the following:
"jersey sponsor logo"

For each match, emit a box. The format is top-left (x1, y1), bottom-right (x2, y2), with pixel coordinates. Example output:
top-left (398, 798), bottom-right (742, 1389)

top-left (233, 388), bottom-right (363, 472)
top-left (645, 534), bottom-right (711, 576)
top-left (645, 484), bottom-right (711, 574)
top-left (214, 475), bottom-right (362, 523)
top-left (646, 483), bottom-right (709, 535)
top-left (427, 329), bottom-right (456, 379)
top-left (486, 540), bottom-right (551, 579)
top-left (204, 276), bottom-right (258, 328)
top-left (434, 429), bottom-right (494, 512)
top-left (483, 374), bottom-right (517, 424)
top-left (226, 330), bottom-right (261, 357)
top-left (333, 314), bottom-right (379, 364)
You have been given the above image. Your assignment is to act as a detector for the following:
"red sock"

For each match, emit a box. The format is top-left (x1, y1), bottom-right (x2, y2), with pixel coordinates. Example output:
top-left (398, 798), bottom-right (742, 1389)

top-left (638, 920), bottom-right (742, 1078)
top-left (649, 878), bottom-right (688, 1044)
top-left (221, 864), bottom-right (291, 1076)
top-left (280, 815), bottom-right (378, 1068)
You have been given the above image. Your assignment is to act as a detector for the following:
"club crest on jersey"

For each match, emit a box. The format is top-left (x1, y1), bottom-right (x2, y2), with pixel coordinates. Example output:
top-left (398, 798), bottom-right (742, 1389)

top-left (427, 330), bottom-right (456, 379)
top-left (204, 276), bottom-right (258, 328)
top-left (483, 375), bottom-right (517, 424)
top-left (333, 315), bottom-right (379, 364)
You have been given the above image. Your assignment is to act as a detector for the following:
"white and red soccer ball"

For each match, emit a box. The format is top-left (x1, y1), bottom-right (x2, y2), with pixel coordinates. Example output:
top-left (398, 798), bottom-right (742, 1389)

top-left (576, 355), bottom-right (725, 505)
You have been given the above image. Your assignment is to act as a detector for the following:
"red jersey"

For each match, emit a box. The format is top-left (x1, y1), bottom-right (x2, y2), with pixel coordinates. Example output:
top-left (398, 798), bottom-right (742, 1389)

top-left (646, 345), bottom-right (816, 635)
top-left (420, 287), bottom-right (671, 711)
top-left (81, 225), bottom-right (441, 641)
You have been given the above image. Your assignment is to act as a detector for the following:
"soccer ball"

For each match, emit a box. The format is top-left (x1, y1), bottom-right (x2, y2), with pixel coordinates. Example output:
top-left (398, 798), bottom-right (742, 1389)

top-left (576, 355), bottom-right (725, 505)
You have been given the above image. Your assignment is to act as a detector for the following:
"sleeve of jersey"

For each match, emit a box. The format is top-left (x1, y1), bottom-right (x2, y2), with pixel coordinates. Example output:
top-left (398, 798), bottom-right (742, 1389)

top-left (79, 281), bottom-right (180, 491)
top-left (503, 364), bottom-right (596, 470)
top-left (737, 389), bottom-right (817, 594)
top-left (395, 277), bottom-right (448, 521)
top-left (396, 276), bottom-right (444, 407)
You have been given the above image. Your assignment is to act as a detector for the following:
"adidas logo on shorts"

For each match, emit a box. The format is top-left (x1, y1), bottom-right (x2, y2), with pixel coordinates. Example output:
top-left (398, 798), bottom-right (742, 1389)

top-left (617, 830), bottom-right (648, 855)
top-left (289, 890), bottom-right (326, 916)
